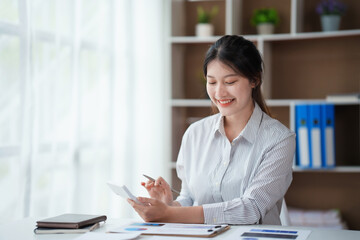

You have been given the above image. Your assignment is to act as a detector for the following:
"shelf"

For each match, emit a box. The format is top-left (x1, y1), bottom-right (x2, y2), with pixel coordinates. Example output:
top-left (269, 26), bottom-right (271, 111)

top-left (170, 162), bottom-right (360, 172)
top-left (170, 30), bottom-right (360, 44)
top-left (169, 0), bottom-right (360, 230)
top-left (293, 166), bottom-right (360, 173)
top-left (171, 99), bottom-right (211, 107)
top-left (171, 99), bottom-right (360, 107)
top-left (257, 29), bottom-right (360, 41)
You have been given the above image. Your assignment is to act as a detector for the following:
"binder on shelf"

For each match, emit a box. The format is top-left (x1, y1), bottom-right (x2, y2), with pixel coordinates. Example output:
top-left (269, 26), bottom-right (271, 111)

top-left (295, 104), bottom-right (310, 168)
top-left (321, 104), bottom-right (336, 168)
top-left (308, 104), bottom-right (322, 168)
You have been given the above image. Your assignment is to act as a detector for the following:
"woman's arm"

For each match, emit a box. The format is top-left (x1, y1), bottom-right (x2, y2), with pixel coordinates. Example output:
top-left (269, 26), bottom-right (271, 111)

top-left (128, 197), bottom-right (204, 223)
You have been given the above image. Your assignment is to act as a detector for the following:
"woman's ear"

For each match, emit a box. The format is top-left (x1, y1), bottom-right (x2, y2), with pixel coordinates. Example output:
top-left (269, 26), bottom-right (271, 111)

top-left (250, 79), bottom-right (258, 88)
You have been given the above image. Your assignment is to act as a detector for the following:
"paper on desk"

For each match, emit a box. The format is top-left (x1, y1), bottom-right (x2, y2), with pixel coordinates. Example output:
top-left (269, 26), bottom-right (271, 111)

top-left (224, 226), bottom-right (311, 240)
top-left (109, 222), bottom-right (228, 236)
top-left (148, 237), bottom-right (205, 240)
top-left (75, 232), bottom-right (140, 240)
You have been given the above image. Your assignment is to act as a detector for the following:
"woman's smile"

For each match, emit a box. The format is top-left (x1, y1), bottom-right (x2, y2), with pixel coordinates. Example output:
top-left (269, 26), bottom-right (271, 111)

top-left (217, 98), bottom-right (235, 107)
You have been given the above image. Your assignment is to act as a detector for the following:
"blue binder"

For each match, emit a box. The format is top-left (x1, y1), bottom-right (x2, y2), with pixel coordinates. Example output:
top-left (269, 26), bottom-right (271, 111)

top-left (295, 104), bottom-right (310, 168)
top-left (308, 104), bottom-right (322, 168)
top-left (321, 104), bottom-right (336, 167)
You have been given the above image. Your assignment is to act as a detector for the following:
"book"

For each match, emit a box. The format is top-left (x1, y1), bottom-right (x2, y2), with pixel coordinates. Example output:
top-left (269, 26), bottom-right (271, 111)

top-left (108, 222), bottom-right (230, 238)
top-left (36, 213), bottom-right (107, 229)
top-left (34, 222), bottom-right (100, 234)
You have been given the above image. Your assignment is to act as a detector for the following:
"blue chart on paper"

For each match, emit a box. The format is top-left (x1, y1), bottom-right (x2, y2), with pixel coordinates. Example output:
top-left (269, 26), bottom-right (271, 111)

top-left (132, 223), bottom-right (165, 227)
top-left (124, 228), bottom-right (147, 231)
top-left (240, 229), bottom-right (299, 239)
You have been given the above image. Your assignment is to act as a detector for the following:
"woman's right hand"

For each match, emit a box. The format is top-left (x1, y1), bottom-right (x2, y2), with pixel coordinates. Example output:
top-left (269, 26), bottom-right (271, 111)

top-left (141, 176), bottom-right (174, 206)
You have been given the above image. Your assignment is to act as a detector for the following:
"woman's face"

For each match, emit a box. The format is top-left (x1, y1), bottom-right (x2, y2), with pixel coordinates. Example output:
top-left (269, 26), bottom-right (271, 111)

top-left (206, 60), bottom-right (255, 118)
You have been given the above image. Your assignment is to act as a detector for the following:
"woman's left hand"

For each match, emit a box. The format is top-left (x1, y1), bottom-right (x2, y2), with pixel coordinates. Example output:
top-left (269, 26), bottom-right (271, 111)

top-left (141, 177), bottom-right (173, 205)
top-left (128, 197), bottom-right (170, 222)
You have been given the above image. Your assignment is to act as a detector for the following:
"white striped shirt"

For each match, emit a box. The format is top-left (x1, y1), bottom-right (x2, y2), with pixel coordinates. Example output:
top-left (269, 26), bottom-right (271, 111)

top-left (175, 103), bottom-right (296, 225)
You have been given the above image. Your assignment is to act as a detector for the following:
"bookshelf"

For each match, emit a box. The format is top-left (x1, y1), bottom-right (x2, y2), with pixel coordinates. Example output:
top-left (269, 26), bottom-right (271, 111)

top-left (167, 0), bottom-right (360, 230)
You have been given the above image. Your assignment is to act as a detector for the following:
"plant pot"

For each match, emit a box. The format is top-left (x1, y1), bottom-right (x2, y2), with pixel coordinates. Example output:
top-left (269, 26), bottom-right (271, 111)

top-left (256, 23), bottom-right (275, 35)
top-left (321, 15), bottom-right (341, 32)
top-left (196, 23), bottom-right (214, 37)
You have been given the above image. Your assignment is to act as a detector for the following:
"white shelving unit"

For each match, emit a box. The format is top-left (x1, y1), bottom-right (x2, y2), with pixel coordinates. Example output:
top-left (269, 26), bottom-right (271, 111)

top-left (167, 0), bottom-right (360, 229)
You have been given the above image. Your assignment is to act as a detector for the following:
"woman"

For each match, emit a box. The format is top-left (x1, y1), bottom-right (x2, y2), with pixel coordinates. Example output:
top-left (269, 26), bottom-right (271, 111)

top-left (128, 35), bottom-right (295, 225)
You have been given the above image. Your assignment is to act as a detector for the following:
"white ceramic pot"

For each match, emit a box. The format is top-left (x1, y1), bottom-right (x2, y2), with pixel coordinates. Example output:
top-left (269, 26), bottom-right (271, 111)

top-left (321, 15), bottom-right (341, 31)
top-left (256, 23), bottom-right (275, 35)
top-left (196, 23), bottom-right (214, 37)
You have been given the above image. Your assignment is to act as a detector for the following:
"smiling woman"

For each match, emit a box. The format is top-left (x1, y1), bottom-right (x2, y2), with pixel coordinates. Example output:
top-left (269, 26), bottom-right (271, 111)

top-left (127, 35), bottom-right (296, 225)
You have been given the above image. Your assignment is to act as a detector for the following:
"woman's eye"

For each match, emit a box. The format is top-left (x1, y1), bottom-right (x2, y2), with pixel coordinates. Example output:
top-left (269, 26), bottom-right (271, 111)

top-left (226, 81), bottom-right (236, 85)
top-left (207, 81), bottom-right (216, 85)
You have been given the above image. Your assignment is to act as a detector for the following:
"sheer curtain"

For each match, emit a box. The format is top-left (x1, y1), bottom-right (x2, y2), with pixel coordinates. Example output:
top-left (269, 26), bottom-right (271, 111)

top-left (0, 0), bottom-right (168, 222)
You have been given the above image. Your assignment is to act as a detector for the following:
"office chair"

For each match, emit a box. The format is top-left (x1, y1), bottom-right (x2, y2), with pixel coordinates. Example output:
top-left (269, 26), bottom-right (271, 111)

top-left (280, 199), bottom-right (291, 226)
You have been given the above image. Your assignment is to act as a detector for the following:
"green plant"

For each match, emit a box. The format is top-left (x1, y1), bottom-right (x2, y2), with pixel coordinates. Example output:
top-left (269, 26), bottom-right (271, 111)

top-left (197, 6), bottom-right (219, 23)
top-left (251, 8), bottom-right (279, 26)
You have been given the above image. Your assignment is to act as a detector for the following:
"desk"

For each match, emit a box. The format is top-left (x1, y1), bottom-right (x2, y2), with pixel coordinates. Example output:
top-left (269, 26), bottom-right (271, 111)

top-left (0, 218), bottom-right (359, 240)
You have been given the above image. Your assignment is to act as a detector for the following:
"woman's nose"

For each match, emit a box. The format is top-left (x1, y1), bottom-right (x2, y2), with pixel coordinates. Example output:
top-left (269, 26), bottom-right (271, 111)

top-left (216, 83), bottom-right (227, 97)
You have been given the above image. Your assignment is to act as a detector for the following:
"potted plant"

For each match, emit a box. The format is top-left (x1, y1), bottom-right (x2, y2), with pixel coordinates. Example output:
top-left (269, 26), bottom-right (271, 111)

top-left (316, 0), bottom-right (347, 32)
top-left (251, 8), bottom-right (279, 35)
top-left (196, 6), bottom-right (218, 37)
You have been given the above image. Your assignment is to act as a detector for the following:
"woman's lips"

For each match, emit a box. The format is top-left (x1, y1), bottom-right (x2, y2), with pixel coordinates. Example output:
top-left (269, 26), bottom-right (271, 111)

top-left (217, 99), bottom-right (234, 106)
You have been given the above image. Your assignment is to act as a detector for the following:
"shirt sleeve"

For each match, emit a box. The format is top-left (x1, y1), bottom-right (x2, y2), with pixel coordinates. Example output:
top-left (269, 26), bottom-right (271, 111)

top-left (202, 133), bottom-right (296, 225)
top-left (175, 130), bottom-right (194, 207)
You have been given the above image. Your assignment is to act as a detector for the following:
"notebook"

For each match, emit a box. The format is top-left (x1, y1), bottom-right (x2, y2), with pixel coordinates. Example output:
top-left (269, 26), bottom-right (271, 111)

top-left (36, 213), bottom-right (107, 229)
top-left (34, 222), bottom-right (100, 234)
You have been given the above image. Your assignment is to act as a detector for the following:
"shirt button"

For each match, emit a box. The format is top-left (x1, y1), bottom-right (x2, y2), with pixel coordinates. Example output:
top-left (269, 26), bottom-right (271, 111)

top-left (231, 142), bottom-right (235, 146)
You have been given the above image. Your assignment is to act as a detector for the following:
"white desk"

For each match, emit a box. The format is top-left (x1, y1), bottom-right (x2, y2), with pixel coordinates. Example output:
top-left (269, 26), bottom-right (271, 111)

top-left (0, 218), bottom-right (359, 240)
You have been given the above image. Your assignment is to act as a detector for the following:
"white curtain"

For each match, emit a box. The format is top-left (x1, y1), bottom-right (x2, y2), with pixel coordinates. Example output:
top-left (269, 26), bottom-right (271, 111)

top-left (0, 0), bottom-right (168, 222)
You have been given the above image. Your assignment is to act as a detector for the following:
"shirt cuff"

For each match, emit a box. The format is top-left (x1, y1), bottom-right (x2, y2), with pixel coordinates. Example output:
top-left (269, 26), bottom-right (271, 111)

top-left (203, 202), bottom-right (226, 224)
top-left (175, 196), bottom-right (193, 207)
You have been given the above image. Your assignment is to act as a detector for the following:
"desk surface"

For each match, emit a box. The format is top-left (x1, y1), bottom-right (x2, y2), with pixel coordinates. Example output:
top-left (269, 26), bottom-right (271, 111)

top-left (0, 217), bottom-right (359, 240)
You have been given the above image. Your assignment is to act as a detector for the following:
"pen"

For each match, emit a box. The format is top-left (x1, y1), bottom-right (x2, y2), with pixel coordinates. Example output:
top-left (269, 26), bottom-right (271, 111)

top-left (143, 174), bottom-right (180, 195)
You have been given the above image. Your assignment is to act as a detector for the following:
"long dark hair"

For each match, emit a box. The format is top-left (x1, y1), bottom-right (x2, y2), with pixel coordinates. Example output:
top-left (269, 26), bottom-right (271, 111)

top-left (203, 35), bottom-right (271, 116)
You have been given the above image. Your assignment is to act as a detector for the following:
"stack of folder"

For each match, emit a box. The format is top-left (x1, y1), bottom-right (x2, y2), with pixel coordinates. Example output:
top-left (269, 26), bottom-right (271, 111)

top-left (295, 103), bottom-right (336, 168)
top-left (34, 213), bottom-right (107, 234)
top-left (288, 208), bottom-right (347, 229)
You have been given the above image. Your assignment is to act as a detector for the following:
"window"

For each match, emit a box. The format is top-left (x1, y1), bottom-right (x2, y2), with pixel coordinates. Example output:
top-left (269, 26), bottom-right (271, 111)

top-left (0, 0), bottom-right (115, 221)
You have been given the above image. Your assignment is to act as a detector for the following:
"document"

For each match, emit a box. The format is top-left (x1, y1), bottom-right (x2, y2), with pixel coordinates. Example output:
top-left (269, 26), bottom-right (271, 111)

top-left (224, 226), bottom-right (311, 240)
top-left (295, 104), bottom-right (310, 168)
top-left (308, 104), bottom-right (322, 168)
top-left (320, 104), bottom-right (336, 168)
top-left (107, 182), bottom-right (143, 205)
top-left (109, 222), bottom-right (230, 237)
top-left (75, 232), bottom-right (140, 240)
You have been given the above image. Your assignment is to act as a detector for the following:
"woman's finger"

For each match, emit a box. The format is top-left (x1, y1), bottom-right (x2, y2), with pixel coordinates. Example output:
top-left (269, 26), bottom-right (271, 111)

top-left (137, 196), bottom-right (159, 205)
top-left (155, 176), bottom-right (168, 187)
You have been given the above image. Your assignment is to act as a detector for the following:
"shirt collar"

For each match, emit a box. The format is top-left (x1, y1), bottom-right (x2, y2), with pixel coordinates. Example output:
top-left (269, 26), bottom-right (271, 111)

top-left (212, 102), bottom-right (263, 144)
top-left (240, 102), bottom-right (263, 144)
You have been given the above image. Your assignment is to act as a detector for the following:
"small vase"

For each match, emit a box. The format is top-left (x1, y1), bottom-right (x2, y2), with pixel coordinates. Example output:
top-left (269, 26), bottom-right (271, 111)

top-left (321, 15), bottom-right (341, 32)
top-left (256, 23), bottom-right (275, 35)
top-left (195, 23), bottom-right (214, 37)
